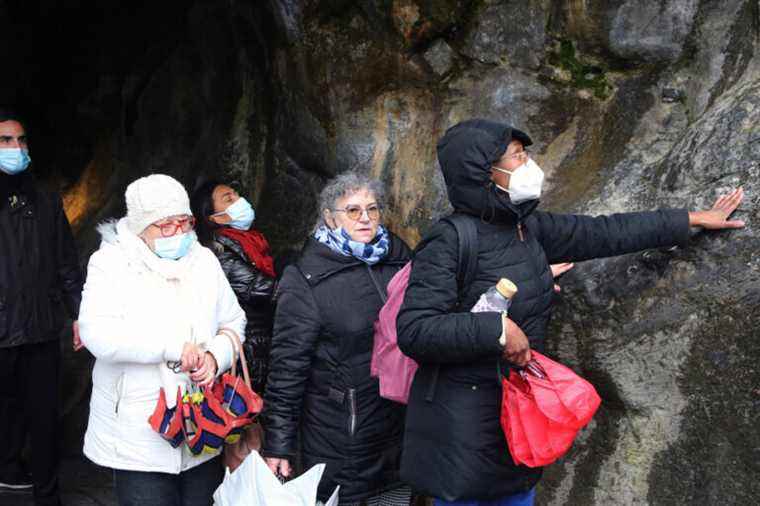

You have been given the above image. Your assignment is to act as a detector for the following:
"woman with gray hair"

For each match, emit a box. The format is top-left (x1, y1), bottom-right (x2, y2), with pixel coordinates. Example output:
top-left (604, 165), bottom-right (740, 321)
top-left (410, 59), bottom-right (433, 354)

top-left (261, 171), bottom-right (412, 505)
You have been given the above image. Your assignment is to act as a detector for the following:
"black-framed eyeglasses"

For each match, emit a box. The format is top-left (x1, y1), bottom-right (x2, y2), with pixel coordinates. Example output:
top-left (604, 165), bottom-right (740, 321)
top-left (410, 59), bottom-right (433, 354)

top-left (332, 204), bottom-right (382, 221)
top-left (152, 216), bottom-right (196, 237)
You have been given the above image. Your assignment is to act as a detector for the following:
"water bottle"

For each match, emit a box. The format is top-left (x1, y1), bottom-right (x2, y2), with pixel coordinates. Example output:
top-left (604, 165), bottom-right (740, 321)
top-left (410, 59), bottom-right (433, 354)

top-left (471, 278), bottom-right (518, 314)
top-left (473, 279), bottom-right (519, 373)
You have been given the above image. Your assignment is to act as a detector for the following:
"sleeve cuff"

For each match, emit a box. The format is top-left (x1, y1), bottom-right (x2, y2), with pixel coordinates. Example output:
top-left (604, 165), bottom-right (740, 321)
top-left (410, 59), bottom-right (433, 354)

top-left (205, 334), bottom-right (235, 376)
top-left (164, 340), bottom-right (184, 362)
top-left (476, 312), bottom-right (505, 356)
top-left (65, 296), bottom-right (82, 320)
top-left (672, 208), bottom-right (691, 246)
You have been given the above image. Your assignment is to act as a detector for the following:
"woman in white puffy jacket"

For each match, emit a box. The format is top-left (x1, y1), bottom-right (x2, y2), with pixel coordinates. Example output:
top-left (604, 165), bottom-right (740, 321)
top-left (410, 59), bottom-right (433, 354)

top-left (78, 174), bottom-right (246, 506)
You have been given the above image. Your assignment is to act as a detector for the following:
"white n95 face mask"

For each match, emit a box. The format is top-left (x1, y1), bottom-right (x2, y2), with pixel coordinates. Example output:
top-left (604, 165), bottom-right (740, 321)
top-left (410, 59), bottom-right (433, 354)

top-left (493, 158), bottom-right (544, 204)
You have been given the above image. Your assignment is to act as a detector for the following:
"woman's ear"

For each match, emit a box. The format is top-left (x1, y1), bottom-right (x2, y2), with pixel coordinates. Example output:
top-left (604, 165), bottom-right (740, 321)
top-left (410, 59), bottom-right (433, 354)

top-left (209, 214), bottom-right (221, 225)
top-left (323, 209), bottom-right (335, 229)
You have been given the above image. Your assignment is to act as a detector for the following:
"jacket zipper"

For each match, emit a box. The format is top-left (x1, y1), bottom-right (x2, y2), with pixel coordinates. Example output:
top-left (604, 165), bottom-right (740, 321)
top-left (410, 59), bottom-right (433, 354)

top-left (347, 388), bottom-right (357, 437)
top-left (355, 264), bottom-right (388, 438)
top-left (366, 265), bottom-right (388, 304)
top-left (517, 222), bottom-right (525, 242)
top-left (115, 372), bottom-right (125, 414)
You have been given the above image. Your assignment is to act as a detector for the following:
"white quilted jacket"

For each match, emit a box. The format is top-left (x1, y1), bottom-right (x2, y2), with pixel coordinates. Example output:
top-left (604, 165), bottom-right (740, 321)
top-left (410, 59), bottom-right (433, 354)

top-left (79, 218), bottom-right (246, 474)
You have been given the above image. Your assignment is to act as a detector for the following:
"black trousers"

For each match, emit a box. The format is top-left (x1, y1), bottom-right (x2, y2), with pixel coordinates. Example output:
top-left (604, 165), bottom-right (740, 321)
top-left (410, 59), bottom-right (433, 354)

top-left (113, 457), bottom-right (223, 506)
top-left (0, 340), bottom-right (61, 506)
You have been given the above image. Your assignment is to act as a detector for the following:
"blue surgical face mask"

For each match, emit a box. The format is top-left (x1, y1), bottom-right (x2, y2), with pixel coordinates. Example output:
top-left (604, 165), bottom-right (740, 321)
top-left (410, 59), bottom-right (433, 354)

top-left (153, 232), bottom-right (196, 260)
top-left (223, 197), bottom-right (255, 231)
top-left (0, 148), bottom-right (32, 175)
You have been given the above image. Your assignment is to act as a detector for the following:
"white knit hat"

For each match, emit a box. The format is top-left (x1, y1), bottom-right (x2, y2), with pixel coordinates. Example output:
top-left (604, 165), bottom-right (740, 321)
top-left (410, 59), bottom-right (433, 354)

top-left (125, 174), bottom-right (192, 234)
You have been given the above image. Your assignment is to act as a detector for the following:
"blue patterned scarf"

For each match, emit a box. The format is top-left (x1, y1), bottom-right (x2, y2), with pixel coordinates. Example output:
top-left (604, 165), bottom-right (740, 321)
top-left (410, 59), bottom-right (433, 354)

top-left (314, 225), bottom-right (390, 265)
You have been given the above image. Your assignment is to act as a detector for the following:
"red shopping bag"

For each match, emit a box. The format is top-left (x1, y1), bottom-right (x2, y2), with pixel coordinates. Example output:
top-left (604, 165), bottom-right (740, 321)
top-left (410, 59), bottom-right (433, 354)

top-left (501, 352), bottom-right (601, 467)
top-left (528, 352), bottom-right (601, 429)
top-left (503, 371), bottom-right (578, 467)
top-left (501, 372), bottom-right (537, 466)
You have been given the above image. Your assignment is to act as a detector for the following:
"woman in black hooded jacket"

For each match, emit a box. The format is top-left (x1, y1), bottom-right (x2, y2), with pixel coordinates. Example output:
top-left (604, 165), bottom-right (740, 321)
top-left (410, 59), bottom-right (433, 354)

top-left (396, 119), bottom-right (745, 504)
top-left (262, 172), bottom-right (412, 505)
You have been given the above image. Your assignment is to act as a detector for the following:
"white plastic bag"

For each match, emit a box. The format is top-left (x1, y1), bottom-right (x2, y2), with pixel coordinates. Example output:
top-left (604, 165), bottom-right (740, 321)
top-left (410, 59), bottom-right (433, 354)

top-left (213, 451), bottom-right (339, 506)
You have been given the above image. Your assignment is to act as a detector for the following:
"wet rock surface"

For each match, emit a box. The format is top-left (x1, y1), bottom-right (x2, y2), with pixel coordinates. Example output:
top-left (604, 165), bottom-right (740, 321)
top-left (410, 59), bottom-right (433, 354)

top-left (1, 0), bottom-right (759, 504)
top-left (461, 0), bottom-right (547, 69)
top-left (608, 0), bottom-right (699, 63)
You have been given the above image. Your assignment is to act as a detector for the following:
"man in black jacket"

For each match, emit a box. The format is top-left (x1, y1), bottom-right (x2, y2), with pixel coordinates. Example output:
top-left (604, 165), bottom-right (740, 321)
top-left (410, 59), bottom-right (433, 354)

top-left (0, 108), bottom-right (83, 506)
top-left (396, 119), bottom-right (745, 504)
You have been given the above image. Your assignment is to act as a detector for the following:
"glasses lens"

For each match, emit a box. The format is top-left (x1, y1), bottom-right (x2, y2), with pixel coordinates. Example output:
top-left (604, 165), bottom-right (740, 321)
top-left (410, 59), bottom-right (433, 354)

top-left (159, 223), bottom-right (177, 237)
top-left (367, 206), bottom-right (380, 220)
top-left (158, 217), bottom-right (195, 237)
top-left (180, 217), bottom-right (196, 230)
top-left (345, 207), bottom-right (362, 220)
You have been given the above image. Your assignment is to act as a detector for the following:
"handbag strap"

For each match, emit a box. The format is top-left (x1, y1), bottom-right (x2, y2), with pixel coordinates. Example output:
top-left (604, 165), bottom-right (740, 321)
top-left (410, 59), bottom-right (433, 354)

top-left (218, 327), bottom-right (252, 389)
top-left (524, 360), bottom-right (546, 380)
top-left (218, 328), bottom-right (239, 375)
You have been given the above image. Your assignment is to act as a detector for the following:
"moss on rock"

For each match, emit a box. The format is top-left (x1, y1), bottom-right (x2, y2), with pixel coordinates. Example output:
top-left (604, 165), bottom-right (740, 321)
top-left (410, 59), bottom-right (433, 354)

top-left (548, 39), bottom-right (612, 99)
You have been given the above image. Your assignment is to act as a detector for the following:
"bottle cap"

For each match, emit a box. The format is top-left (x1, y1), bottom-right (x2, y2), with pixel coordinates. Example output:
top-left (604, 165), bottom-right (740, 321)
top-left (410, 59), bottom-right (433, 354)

top-left (496, 278), bottom-right (518, 299)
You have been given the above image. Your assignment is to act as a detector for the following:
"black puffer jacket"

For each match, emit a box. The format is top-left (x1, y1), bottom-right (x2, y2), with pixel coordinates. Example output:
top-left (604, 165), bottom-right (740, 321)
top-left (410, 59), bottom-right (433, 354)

top-left (396, 119), bottom-right (690, 501)
top-left (211, 233), bottom-right (275, 394)
top-left (262, 233), bottom-right (411, 503)
top-left (0, 172), bottom-right (82, 348)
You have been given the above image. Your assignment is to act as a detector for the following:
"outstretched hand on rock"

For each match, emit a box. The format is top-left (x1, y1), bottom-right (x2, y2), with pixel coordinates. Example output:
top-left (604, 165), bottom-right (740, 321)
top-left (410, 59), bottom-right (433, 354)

top-left (689, 188), bottom-right (746, 230)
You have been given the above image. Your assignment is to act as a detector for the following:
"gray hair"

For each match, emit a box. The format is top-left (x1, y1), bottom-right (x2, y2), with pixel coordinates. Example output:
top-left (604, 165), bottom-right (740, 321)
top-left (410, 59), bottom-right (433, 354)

top-left (313, 171), bottom-right (386, 232)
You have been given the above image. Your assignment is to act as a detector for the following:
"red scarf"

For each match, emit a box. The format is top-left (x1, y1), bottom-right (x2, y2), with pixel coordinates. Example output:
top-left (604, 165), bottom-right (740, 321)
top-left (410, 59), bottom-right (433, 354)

top-left (218, 227), bottom-right (276, 278)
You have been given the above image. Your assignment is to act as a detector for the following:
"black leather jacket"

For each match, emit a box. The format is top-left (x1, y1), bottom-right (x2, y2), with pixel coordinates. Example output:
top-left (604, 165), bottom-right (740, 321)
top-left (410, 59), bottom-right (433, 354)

top-left (0, 172), bottom-right (82, 347)
top-left (211, 232), bottom-right (276, 393)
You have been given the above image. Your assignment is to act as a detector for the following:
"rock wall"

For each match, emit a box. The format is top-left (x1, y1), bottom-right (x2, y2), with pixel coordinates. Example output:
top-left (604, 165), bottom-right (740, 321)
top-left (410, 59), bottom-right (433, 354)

top-left (2, 1), bottom-right (759, 504)
top-left (259, 6), bottom-right (760, 503)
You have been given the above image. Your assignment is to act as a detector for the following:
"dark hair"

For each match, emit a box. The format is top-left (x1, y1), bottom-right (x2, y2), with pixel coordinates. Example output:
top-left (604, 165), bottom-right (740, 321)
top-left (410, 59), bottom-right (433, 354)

top-left (190, 179), bottom-right (224, 247)
top-left (0, 106), bottom-right (28, 132)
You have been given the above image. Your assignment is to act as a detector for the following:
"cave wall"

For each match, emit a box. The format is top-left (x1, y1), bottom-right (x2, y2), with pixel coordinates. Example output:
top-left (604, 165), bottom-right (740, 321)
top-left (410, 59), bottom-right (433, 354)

top-left (0, 0), bottom-right (280, 460)
top-left (2, 1), bottom-right (759, 504)
top-left (259, 6), bottom-right (760, 503)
